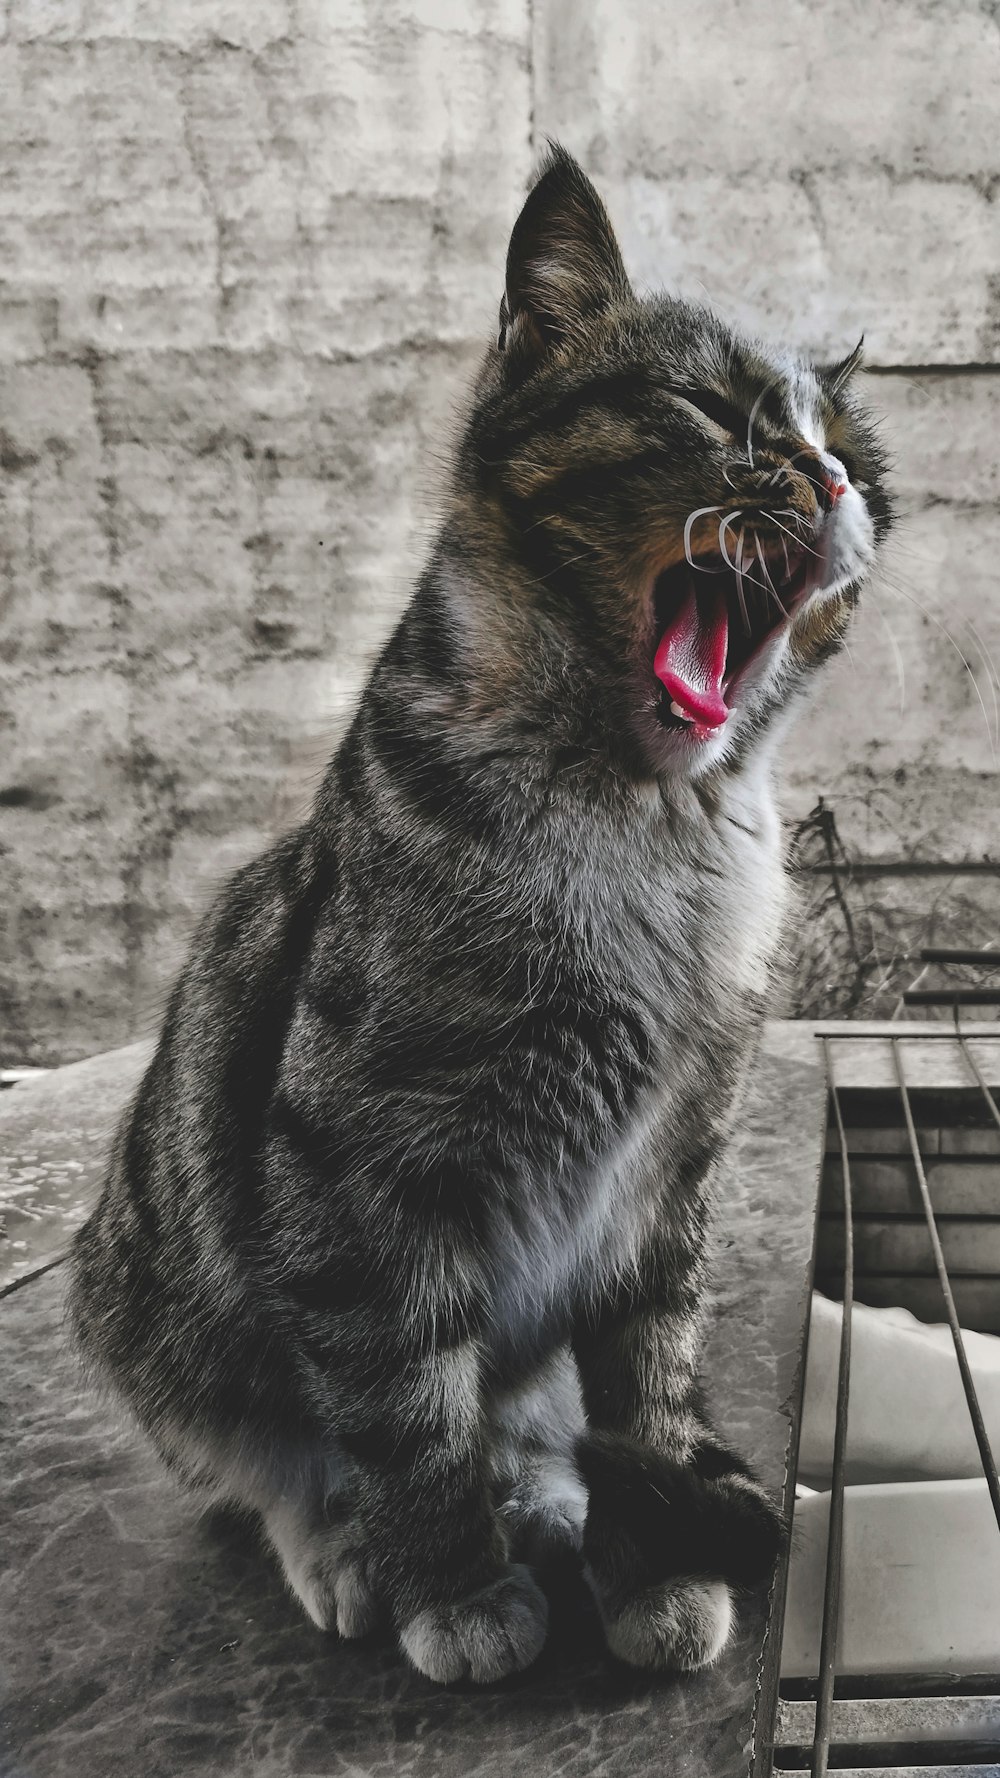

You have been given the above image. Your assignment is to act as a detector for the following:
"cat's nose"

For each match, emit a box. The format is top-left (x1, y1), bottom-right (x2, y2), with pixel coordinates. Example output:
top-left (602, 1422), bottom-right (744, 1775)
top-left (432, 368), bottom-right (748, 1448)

top-left (801, 452), bottom-right (848, 513)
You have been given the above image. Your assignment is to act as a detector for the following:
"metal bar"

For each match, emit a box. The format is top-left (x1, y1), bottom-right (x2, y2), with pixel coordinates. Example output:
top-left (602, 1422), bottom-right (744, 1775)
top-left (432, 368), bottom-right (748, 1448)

top-left (955, 1023), bottom-right (1000, 1138)
top-left (814, 1027), bottom-right (1000, 1038)
top-left (818, 1768), bottom-right (1000, 1778)
top-left (903, 989), bottom-right (1000, 1006)
top-left (778, 1745), bottom-right (1000, 1772)
top-left (0, 1255), bottom-right (66, 1301)
top-left (890, 1039), bottom-right (1000, 1537)
top-left (812, 1040), bottom-right (856, 1778)
top-left (920, 950), bottom-right (1000, 966)
top-left (753, 1047), bottom-right (833, 1778)
top-left (781, 1672), bottom-right (1000, 1702)
top-left (779, 1693), bottom-right (1000, 1745)
top-left (796, 861), bottom-right (1000, 876)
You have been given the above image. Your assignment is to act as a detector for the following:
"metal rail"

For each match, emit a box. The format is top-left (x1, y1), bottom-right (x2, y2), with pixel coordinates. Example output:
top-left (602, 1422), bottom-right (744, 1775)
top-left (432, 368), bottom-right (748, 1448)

top-left (890, 1038), bottom-right (1000, 1538)
top-left (796, 860), bottom-right (1000, 876)
top-left (919, 950), bottom-right (1000, 966)
top-left (905, 949), bottom-right (1000, 1008)
top-left (955, 1019), bottom-right (1000, 1138)
top-left (782, 1026), bottom-right (1000, 1776)
top-left (811, 1040), bottom-right (855, 1778)
top-left (903, 989), bottom-right (1000, 1006)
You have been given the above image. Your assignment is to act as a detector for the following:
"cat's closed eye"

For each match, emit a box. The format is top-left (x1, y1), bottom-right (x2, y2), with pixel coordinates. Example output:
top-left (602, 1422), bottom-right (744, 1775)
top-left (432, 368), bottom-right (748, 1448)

top-left (669, 386), bottom-right (747, 439)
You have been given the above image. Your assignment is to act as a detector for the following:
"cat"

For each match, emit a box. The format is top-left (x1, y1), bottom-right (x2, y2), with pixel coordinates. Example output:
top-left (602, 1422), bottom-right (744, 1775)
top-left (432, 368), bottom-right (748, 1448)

top-left (69, 145), bottom-right (892, 1684)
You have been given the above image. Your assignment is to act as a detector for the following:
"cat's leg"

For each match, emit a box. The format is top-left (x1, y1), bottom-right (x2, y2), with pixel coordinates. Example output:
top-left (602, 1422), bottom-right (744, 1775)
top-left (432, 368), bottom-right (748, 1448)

top-left (333, 1341), bottom-right (548, 1684)
top-left (263, 1480), bottom-right (379, 1639)
top-left (154, 1421), bottom-right (381, 1640)
top-left (572, 1211), bottom-right (782, 1672)
top-left (490, 1344), bottom-right (588, 1562)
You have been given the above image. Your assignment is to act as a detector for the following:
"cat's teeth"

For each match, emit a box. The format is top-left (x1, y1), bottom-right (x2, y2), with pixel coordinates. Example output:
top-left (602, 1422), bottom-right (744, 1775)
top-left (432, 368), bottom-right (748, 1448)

top-left (669, 700), bottom-right (692, 722)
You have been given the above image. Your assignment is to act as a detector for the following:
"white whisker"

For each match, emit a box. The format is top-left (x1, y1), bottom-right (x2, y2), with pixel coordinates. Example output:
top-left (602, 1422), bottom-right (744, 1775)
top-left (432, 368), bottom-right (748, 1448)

top-left (764, 511), bottom-right (823, 561)
top-left (882, 578), bottom-right (997, 761)
top-left (871, 602), bottom-right (907, 716)
top-left (716, 510), bottom-right (743, 572)
top-left (746, 387), bottom-right (770, 470)
top-left (965, 616), bottom-right (1000, 748)
top-left (771, 446), bottom-right (816, 485)
top-left (756, 546), bottom-right (789, 620)
top-left (770, 507), bottom-right (816, 533)
top-left (728, 528), bottom-right (771, 597)
top-left (683, 504), bottom-right (728, 571)
top-left (734, 528), bottom-right (750, 631)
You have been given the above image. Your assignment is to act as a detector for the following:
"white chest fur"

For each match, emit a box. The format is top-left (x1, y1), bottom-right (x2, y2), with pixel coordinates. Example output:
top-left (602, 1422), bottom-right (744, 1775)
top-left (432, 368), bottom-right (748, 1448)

top-left (485, 759), bottom-right (785, 1361)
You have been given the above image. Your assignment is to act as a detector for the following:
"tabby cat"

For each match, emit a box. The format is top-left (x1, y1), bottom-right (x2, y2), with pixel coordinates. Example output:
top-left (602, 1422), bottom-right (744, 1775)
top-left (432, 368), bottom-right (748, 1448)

top-left (70, 146), bottom-right (892, 1683)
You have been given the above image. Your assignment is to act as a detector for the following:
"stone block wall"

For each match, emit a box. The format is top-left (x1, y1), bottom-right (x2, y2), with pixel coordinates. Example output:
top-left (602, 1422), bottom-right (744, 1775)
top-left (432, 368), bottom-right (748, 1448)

top-left (1, 0), bottom-right (997, 1061)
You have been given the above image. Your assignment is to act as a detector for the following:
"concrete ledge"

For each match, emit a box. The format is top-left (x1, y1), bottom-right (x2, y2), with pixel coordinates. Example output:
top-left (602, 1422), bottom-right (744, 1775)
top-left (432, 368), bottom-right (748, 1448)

top-left (0, 1022), bottom-right (827, 1777)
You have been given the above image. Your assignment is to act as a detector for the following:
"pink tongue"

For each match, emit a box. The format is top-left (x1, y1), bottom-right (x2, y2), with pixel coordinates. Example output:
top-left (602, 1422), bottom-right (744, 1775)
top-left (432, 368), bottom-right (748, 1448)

top-left (653, 584), bottom-right (730, 729)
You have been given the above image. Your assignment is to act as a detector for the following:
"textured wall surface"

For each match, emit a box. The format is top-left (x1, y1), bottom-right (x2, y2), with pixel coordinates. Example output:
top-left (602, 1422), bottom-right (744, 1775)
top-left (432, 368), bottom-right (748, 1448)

top-left (1, 0), bottom-right (997, 1062)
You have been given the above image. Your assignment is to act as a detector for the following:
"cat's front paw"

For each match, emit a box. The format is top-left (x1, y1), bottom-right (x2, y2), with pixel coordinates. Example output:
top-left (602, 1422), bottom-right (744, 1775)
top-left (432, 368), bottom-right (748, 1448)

top-left (577, 1429), bottom-right (783, 1672)
top-left (265, 1498), bottom-right (381, 1640)
top-left (596, 1575), bottom-right (734, 1671)
top-left (399, 1565), bottom-right (548, 1684)
top-left (497, 1452), bottom-right (588, 1563)
top-left (293, 1539), bottom-right (380, 1639)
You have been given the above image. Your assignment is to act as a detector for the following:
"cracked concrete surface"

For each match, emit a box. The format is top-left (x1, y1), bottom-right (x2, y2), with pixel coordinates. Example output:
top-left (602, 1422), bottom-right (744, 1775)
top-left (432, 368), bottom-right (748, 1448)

top-left (0, 0), bottom-right (998, 1061)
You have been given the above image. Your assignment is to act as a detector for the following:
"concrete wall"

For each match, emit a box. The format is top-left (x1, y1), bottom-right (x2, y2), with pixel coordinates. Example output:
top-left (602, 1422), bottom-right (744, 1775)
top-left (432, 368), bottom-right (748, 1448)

top-left (1, 0), bottom-right (997, 1062)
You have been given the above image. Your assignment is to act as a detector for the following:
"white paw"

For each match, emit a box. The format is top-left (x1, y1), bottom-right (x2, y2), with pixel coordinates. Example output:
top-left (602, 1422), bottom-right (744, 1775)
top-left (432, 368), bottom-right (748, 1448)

top-left (295, 1544), bottom-right (379, 1639)
top-left (595, 1575), bottom-right (734, 1672)
top-left (329, 1547), bottom-right (380, 1639)
top-left (399, 1565), bottom-right (549, 1684)
top-left (498, 1455), bottom-right (588, 1560)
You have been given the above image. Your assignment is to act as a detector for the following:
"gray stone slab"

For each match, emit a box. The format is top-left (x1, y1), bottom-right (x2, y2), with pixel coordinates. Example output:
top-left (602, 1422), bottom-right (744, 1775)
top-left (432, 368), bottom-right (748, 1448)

top-left (826, 1036), bottom-right (1000, 1093)
top-left (825, 1769), bottom-right (1000, 1778)
top-left (0, 1020), bottom-right (827, 1777)
top-left (0, 1043), bottom-right (151, 1290)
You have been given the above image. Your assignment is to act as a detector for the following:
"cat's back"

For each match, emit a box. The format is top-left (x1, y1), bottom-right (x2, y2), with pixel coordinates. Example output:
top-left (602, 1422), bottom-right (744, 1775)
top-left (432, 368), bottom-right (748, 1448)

top-left (69, 824), bottom-right (331, 1407)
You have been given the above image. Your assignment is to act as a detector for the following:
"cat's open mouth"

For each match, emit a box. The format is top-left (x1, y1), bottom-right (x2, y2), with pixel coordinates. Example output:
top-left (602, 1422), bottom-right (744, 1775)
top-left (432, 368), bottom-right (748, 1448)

top-left (651, 538), bottom-right (813, 737)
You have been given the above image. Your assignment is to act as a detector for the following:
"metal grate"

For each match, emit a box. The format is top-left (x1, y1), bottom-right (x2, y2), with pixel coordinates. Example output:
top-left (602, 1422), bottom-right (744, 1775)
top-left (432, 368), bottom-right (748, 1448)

top-left (901, 948), bottom-right (1000, 1015)
top-left (760, 1003), bottom-right (1000, 1778)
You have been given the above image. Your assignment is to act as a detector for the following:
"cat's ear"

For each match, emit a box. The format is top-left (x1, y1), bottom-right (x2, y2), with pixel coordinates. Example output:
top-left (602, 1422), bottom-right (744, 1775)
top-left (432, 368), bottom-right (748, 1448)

top-left (500, 144), bottom-right (632, 361)
top-left (822, 336), bottom-right (865, 395)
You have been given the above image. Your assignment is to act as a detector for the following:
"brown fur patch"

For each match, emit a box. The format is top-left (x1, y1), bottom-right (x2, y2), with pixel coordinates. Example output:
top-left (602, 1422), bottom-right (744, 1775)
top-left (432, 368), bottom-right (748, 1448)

top-left (789, 588), bottom-right (853, 666)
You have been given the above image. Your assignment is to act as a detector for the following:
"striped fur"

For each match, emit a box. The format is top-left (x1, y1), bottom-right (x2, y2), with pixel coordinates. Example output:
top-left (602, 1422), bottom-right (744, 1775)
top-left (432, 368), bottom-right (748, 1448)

top-left (69, 147), bottom-right (892, 1682)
